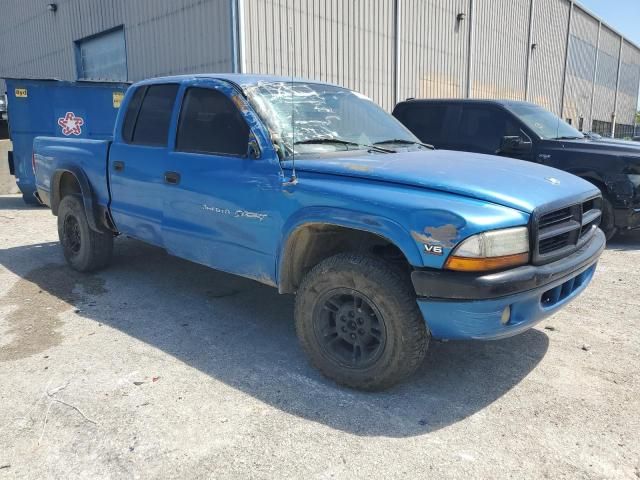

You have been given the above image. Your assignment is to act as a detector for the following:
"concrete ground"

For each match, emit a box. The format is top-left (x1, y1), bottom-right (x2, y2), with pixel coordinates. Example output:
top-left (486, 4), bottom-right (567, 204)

top-left (0, 194), bottom-right (638, 479)
top-left (0, 141), bottom-right (19, 195)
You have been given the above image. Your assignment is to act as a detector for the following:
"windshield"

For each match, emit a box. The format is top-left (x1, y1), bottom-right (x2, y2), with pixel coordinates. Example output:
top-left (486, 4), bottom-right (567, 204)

top-left (504, 103), bottom-right (584, 140)
top-left (245, 82), bottom-right (420, 158)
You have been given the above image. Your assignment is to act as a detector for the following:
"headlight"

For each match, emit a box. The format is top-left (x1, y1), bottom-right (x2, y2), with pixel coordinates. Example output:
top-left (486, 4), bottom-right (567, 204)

top-left (627, 174), bottom-right (640, 188)
top-left (445, 226), bottom-right (529, 272)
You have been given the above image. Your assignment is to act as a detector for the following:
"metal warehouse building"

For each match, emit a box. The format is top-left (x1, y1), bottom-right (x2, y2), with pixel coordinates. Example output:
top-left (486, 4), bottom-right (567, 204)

top-left (1, 0), bottom-right (639, 137)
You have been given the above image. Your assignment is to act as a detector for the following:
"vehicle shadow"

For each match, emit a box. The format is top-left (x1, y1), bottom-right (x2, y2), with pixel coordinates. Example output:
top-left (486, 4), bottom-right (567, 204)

top-left (0, 238), bottom-right (549, 438)
top-left (607, 229), bottom-right (640, 251)
top-left (0, 194), bottom-right (43, 211)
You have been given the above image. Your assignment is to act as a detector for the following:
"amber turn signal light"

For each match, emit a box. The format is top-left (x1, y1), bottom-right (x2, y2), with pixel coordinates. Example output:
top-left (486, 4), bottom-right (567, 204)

top-left (444, 252), bottom-right (529, 272)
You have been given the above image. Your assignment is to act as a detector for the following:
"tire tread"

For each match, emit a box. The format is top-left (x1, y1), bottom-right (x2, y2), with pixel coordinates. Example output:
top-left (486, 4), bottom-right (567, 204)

top-left (295, 252), bottom-right (428, 390)
top-left (58, 195), bottom-right (113, 272)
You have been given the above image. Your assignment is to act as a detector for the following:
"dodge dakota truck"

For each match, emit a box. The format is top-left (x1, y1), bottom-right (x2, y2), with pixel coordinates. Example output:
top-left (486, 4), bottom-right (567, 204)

top-left (393, 99), bottom-right (640, 240)
top-left (33, 74), bottom-right (605, 390)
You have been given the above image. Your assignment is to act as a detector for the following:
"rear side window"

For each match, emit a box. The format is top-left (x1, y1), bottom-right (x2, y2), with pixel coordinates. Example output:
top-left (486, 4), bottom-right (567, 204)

top-left (128, 84), bottom-right (179, 147)
top-left (396, 104), bottom-right (449, 145)
top-left (122, 86), bottom-right (146, 143)
top-left (176, 87), bottom-right (249, 156)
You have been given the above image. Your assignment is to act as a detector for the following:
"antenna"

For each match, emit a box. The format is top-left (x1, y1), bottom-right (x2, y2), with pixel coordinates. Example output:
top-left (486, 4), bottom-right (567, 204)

top-left (287, 11), bottom-right (298, 185)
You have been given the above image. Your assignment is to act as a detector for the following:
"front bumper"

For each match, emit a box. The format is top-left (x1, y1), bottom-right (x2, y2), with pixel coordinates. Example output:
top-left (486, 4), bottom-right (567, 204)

top-left (412, 228), bottom-right (605, 340)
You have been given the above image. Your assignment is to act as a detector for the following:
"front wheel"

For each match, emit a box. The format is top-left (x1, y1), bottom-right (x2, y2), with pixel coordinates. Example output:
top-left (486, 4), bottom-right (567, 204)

top-left (294, 253), bottom-right (429, 391)
top-left (600, 196), bottom-right (617, 241)
top-left (57, 195), bottom-right (113, 272)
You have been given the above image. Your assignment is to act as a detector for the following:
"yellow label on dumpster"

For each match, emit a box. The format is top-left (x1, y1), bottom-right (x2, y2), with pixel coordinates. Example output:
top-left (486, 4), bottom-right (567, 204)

top-left (112, 91), bottom-right (124, 108)
top-left (15, 88), bottom-right (28, 98)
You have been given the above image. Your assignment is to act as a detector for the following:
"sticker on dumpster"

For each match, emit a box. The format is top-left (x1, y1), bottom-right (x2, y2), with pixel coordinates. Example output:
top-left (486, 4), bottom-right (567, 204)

top-left (57, 112), bottom-right (85, 136)
top-left (15, 88), bottom-right (28, 98)
top-left (113, 91), bottom-right (124, 108)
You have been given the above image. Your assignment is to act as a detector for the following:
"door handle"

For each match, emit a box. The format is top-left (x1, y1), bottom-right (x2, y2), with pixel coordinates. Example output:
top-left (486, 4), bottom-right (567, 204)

top-left (164, 171), bottom-right (181, 185)
top-left (113, 161), bottom-right (125, 172)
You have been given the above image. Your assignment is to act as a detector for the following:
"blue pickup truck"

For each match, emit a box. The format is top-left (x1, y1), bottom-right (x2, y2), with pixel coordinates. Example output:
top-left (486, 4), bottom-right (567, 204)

top-left (33, 74), bottom-right (605, 390)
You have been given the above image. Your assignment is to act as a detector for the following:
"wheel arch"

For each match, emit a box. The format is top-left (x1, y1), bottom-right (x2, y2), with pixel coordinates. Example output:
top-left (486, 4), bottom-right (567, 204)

top-left (277, 209), bottom-right (423, 294)
top-left (580, 175), bottom-right (609, 197)
top-left (51, 166), bottom-right (104, 233)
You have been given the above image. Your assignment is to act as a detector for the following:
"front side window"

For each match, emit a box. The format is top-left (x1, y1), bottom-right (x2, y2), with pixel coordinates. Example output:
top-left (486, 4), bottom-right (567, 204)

top-left (176, 88), bottom-right (249, 156)
top-left (504, 103), bottom-right (584, 140)
top-left (129, 84), bottom-right (179, 147)
top-left (456, 106), bottom-right (522, 154)
top-left (245, 82), bottom-right (420, 158)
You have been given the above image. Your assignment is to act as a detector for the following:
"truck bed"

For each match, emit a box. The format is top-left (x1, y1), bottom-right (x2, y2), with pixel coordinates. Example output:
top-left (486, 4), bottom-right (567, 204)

top-left (33, 136), bottom-right (112, 208)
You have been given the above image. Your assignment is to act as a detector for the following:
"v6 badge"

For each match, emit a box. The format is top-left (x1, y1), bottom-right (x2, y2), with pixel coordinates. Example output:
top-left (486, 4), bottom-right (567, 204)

top-left (424, 244), bottom-right (444, 255)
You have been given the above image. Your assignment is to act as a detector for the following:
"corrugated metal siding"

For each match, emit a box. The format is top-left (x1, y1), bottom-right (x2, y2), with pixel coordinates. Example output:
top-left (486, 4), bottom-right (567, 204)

top-left (397, 0), bottom-right (470, 101)
top-left (123, 0), bottom-right (233, 79)
top-left (242, 0), bottom-right (396, 111)
top-left (591, 26), bottom-right (620, 125)
top-left (617, 42), bottom-right (640, 126)
top-left (564, 6), bottom-right (599, 128)
top-left (0, 0), bottom-right (233, 83)
top-left (528, 0), bottom-right (570, 115)
top-left (472, 0), bottom-right (530, 100)
top-left (0, 0), bottom-right (639, 125)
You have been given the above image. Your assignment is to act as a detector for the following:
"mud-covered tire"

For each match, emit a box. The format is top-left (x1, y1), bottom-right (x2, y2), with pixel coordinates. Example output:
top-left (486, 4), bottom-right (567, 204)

top-left (294, 253), bottom-right (429, 391)
top-left (600, 196), bottom-right (617, 241)
top-left (57, 195), bottom-right (113, 272)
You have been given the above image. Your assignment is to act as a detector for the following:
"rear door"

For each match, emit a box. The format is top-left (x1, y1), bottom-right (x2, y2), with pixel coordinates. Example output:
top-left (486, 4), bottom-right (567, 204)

top-left (108, 83), bottom-right (179, 246)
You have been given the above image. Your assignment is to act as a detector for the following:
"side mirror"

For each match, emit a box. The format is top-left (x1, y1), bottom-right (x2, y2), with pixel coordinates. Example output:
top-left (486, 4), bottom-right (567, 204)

top-left (247, 135), bottom-right (261, 159)
top-left (499, 135), bottom-right (532, 154)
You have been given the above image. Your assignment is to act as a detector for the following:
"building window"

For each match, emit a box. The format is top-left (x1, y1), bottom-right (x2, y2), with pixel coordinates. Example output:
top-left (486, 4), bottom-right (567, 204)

top-left (614, 123), bottom-right (636, 139)
top-left (76, 27), bottom-right (127, 81)
top-left (591, 120), bottom-right (612, 137)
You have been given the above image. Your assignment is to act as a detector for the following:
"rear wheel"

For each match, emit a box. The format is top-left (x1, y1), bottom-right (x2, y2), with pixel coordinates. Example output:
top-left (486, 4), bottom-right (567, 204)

top-left (295, 253), bottom-right (429, 391)
top-left (57, 195), bottom-right (113, 272)
top-left (600, 196), bottom-right (617, 241)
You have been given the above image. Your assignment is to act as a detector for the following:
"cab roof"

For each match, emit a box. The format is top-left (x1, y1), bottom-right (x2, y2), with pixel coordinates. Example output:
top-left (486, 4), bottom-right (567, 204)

top-left (397, 98), bottom-right (539, 108)
top-left (134, 73), bottom-right (339, 89)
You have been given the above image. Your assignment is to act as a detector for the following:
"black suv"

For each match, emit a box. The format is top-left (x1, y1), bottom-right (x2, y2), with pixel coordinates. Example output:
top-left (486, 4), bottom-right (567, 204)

top-left (393, 99), bottom-right (640, 239)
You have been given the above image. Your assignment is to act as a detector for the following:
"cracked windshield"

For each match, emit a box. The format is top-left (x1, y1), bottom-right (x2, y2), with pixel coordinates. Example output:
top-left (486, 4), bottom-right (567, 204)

top-left (246, 82), bottom-right (422, 158)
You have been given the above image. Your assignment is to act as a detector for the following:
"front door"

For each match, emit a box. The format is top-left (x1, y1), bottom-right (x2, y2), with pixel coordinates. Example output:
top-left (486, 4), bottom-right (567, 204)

top-left (162, 81), bottom-right (283, 284)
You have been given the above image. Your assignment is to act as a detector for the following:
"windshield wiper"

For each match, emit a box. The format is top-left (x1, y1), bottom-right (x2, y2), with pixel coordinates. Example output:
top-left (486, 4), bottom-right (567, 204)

top-left (374, 139), bottom-right (435, 150)
top-left (294, 138), bottom-right (395, 153)
top-left (553, 136), bottom-right (584, 140)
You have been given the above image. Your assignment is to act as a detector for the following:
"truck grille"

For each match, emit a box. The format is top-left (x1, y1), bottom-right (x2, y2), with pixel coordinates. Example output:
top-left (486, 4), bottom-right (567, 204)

top-left (532, 196), bottom-right (602, 265)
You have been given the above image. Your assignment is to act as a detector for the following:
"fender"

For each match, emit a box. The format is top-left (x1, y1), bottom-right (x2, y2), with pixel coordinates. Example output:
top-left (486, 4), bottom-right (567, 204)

top-left (50, 165), bottom-right (105, 233)
top-left (277, 206), bottom-right (423, 292)
top-left (579, 172), bottom-right (635, 206)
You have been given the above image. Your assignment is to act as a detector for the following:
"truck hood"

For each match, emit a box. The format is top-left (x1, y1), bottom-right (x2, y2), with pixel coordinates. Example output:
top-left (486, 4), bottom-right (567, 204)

top-left (559, 137), bottom-right (640, 156)
top-left (288, 150), bottom-right (599, 213)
